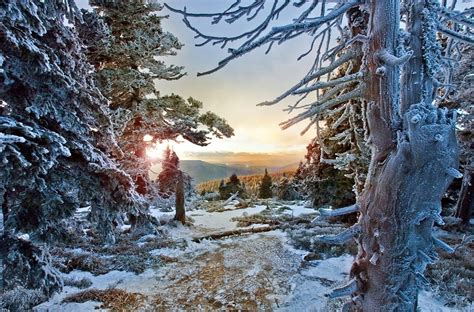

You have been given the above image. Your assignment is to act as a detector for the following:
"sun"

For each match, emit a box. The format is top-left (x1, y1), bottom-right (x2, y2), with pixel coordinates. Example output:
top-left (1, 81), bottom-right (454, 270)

top-left (145, 143), bottom-right (163, 160)
top-left (145, 141), bottom-right (176, 161)
top-left (143, 134), bottom-right (153, 142)
top-left (142, 135), bottom-right (162, 160)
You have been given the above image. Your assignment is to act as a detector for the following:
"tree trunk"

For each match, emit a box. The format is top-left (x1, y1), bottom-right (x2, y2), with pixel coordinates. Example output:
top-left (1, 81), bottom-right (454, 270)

top-left (455, 172), bottom-right (473, 224)
top-left (1, 189), bottom-right (8, 235)
top-left (174, 173), bottom-right (186, 225)
top-left (350, 1), bottom-right (459, 310)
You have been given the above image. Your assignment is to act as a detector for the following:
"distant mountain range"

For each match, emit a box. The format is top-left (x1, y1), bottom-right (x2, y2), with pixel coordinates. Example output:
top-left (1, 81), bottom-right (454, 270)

top-left (178, 160), bottom-right (300, 184)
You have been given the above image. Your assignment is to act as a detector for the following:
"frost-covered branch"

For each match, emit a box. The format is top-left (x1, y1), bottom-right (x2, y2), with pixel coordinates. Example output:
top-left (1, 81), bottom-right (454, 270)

top-left (438, 25), bottom-right (474, 45)
top-left (326, 279), bottom-right (359, 298)
top-left (377, 49), bottom-right (413, 66)
top-left (318, 203), bottom-right (359, 217)
top-left (432, 236), bottom-right (455, 253)
top-left (293, 71), bottom-right (364, 94)
top-left (166, 0), bottom-right (361, 76)
top-left (279, 84), bottom-right (364, 129)
top-left (438, 6), bottom-right (474, 28)
top-left (258, 50), bottom-right (359, 106)
top-left (317, 223), bottom-right (361, 244)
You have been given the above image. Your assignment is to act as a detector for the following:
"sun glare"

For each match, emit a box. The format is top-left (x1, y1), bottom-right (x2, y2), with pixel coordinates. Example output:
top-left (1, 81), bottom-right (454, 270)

top-left (146, 143), bottom-right (163, 160)
top-left (145, 141), bottom-right (178, 161)
top-left (143, 134), bottom-right (153, 142)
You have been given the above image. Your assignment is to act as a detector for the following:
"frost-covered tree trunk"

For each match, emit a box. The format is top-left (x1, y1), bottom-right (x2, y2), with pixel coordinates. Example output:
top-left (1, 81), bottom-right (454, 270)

top-left (350, 1), bottom-right (459, 310)
top-left (167, 1), bottom-right (470, 309)
top-left (174, 173), bottom-right (186, 225)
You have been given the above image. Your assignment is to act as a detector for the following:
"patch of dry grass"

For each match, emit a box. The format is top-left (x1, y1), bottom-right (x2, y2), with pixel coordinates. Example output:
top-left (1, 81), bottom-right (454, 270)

top-left (152, 241), bottom-right (279, 310)
top-left (232, 213), bottom-right (286, 227)
top-left (425, 236), bottom-right (473, 309)
top-left (52, 236), bottom-right (177, 276)
top-left (63, 288), bottom-right (146, 311)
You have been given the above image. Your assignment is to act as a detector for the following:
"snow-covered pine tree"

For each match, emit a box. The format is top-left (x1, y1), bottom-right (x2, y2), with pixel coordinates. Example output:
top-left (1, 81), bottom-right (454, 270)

top-left (0, 0), bottom-right (149, 306)
top-left (167, 0), bottom-right (472, 309)
top-left (219, 173), bottom-right (245, 200)
top-left (258, 169), bottom-right (273, 199)
top-left (441, 44), bottom-right (473, 224)
top-left (274, 175), bottom-right (301, 201)
top-left (0, 0), bottom-right (149, 243)
top-left (78, 1), bottom-right (234, 196)
top-left (295, 6), bottom-right (370, 210)
top-left (157, 146), bottom-right (180, 198)
top-left (296, 139), bottom-right (356, 209)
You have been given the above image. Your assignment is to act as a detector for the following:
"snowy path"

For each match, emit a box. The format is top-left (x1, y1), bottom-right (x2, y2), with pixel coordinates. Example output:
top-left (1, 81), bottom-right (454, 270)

top-left (35, 202), bottom-right (461, 311)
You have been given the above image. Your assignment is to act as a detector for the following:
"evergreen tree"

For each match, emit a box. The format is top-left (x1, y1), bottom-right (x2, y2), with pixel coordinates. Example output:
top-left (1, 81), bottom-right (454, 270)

top-left (295, 8), bottom-right (370, 209)
top-left (0, 0), bottom-right (147, 306)
top-left (443, 45), bottom-right (473, 224)
top-left (78, 1), bottom-right (234, 196)
top-left (0, 0), bottom-right (147, 243)
top-left (296, 139), bottom-right (357, 209)
top-left (229, 173), bottom-right (240, 186)
top-left (258, 169), bottom-right (273, 199)
top-left (274, 176), bottom-right (300, 201)
top-left (157, 146), bottom-right (180, 198)
top-left (219, 173), bottom-right (245, 200)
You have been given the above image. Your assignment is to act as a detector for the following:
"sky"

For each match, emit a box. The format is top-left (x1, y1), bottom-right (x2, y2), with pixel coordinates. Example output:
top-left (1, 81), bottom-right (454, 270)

top-left (151, 0), bottom-right (472, 162)
top-left (156, 1), bottom-right (322, 160)
top-left (75, 0), bottom-right (471, 164)
top-left (75, 0), bottom-right (326, 164)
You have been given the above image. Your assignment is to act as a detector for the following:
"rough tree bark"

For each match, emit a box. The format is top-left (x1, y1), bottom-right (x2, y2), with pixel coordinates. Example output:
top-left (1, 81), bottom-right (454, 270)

top-left (174, 173), bottom-right (186, 225)
top-left (348, 0), bottom-right (459, 310)
top-left (165, 1), bottom-right (468, 310)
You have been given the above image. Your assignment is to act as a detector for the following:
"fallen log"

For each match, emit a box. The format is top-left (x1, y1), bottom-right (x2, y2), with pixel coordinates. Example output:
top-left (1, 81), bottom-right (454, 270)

top-left (191, 217), bottom-right (318, 242)
top-left (191, 225), bottom-right (280, 242)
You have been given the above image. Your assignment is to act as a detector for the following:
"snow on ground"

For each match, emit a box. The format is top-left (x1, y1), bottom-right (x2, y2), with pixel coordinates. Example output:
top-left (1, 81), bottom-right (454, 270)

top-left (280, 203), bottom-right (318, 217)
top-left (278, 253), bottom-right (353, 311)
top-left (418, 291), bottom-right (470, 312)
top-left (36, 300), bottom-right (101, 312)
top-left (190, 205), bottom-right (267, 231)
top-left (151, 204), bottom-right (268, 232)
top-left (36, 201), bottom-right (462, 311)
top-left (76, 206), bottom-right (91, 214)
top-left (298, 254), bottom-right (353, 282)
top-left (34, 269), bottom-right (139, 311)
top-left (152, 200), bottom-right (316, 234)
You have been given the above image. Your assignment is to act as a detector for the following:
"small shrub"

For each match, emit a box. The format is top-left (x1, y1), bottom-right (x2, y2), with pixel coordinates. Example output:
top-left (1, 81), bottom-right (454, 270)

top-left (64, 254), bottom-right (111, 275)
top-left (0, 287), bottom-right (46, 312)
top-left (63, 276), bottom-right (93, 289)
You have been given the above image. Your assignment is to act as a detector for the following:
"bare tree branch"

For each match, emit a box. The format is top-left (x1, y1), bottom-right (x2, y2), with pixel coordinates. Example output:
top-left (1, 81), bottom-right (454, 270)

top-left (438, 25), bottom-right (474, 45)
top-left (279, 84), bottom-right (364, 129)
top-left (166, 0), bottom-right (361, 77)
top-left (258, 50), bottom-right (359, 106)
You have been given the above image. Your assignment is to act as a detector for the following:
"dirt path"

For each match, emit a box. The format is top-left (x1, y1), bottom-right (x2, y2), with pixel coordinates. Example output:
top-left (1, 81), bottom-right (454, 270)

top-left (146, 231), bottom-right (303, 311)
top-left (35, 203), bottom-right (460, 311)
top-left (34, 204), bottom-right (353, 311)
